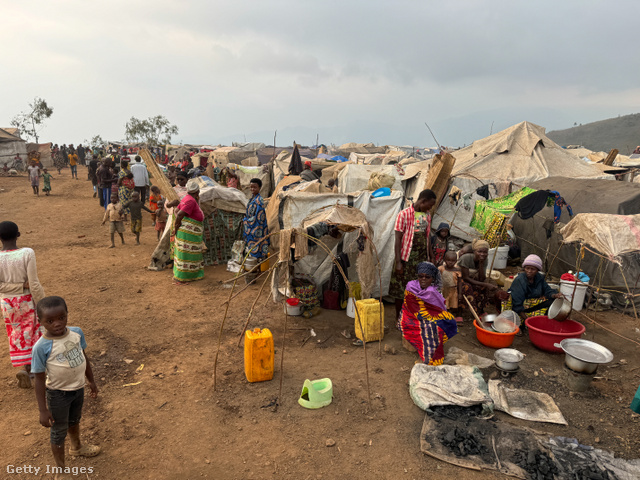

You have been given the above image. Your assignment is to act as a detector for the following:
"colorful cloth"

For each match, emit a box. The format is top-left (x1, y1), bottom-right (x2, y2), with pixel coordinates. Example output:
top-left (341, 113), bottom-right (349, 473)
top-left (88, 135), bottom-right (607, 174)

top-left (202, 210), bottom-right (244, 266)
top-left (173, 217), bottom-right (205, 282)
top-left (471, 187), bottom-right (535, 234)
top-left (390, 229), bottom-right (429, 300)
top-left (131, 219), bottom-right (142, 234)
top-left (394, 205), bottom-right (432, 262)
top-left (243, 194), bottom-right (269, 259)
top-left (2, 294), bottom-right (42, 367)
top-left (502, 296), bottom-right (548, 319)
top-left (177, 194), bottom-right (204, 223)
top-left (400, 281), bottom-right (457, 365)
top-left (118, 169), bottom-right (133, 214)
top-left (42, 173), bottom-right (53, 192)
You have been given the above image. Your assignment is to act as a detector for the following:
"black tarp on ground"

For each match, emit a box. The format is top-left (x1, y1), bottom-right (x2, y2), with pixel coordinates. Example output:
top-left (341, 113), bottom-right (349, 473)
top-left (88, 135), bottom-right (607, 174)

top-left (511, 177), bottom-right (640, 308)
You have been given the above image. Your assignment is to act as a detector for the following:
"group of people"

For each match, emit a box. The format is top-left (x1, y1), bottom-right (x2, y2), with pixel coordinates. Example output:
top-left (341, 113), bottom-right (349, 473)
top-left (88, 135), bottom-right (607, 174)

top-left (391, 188), bottom-right (561, 365)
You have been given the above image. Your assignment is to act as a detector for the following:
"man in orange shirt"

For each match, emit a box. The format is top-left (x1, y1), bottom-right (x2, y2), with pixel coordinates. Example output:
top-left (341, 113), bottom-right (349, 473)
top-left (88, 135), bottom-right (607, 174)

top-left (68, 150), bottom-right (79, 180)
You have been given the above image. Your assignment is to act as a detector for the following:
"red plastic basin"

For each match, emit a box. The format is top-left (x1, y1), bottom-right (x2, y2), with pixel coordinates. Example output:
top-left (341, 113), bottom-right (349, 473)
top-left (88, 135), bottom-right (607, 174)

top-left (525, 315), bottom-right (585, 353)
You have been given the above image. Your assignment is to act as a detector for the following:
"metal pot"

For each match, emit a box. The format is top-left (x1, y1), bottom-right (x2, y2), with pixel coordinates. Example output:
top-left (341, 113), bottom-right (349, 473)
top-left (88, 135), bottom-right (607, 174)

top-left (548, 298), bottom-right (571, 321)
top-left (554, 339), bottom-right (613, 374)
top-left (494, 348), bottom-right (524, 371)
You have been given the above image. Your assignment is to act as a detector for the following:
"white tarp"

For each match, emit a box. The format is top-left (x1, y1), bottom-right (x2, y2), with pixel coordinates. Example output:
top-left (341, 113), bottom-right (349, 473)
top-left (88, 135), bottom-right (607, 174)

top-left (336, 164), bottom-right (404, 194)
top-left (277, 190), bottom-right (404, 296)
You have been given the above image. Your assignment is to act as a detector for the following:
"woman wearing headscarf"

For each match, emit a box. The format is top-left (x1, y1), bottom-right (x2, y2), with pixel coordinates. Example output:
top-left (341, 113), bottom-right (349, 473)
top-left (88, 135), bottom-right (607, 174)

top-left (458, 239), bottom-right (504, 313)
top-left (400, 262), bottom-right (458, 365)
top-left (0, 221), bottom-right (45, 388)
top-left (172, 179), bottom-right (205, 283)
top-left (503, 254), bottom-right (562, 318)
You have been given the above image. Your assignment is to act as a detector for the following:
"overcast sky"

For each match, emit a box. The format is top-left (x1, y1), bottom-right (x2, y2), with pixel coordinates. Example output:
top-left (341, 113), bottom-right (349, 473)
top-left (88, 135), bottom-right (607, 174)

top-left (3, 1), bottom-right (639, 147)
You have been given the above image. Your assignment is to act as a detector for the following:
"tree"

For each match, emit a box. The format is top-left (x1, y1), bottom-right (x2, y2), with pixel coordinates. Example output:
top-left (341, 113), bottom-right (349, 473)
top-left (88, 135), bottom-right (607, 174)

top-left (11, 97), bottom-right (54, 144)
top-left (124, 115), bottom-right (178, 146)
top-left (83, 135), bottom-right (106, 151)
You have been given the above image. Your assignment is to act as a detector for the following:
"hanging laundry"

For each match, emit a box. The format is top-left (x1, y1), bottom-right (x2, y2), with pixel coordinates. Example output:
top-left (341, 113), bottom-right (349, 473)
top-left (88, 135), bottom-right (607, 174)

top-left (549, 190), bottom-right (573, 223)
top-left (475, 184), bottom-right (490, 200)
top-left (514, 190), bottom-right (552, 219)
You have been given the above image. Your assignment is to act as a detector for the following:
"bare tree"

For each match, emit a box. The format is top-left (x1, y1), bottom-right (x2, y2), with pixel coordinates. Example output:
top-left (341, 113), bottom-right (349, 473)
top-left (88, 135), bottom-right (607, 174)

top-left (11, 97), bottom-right (54, 144)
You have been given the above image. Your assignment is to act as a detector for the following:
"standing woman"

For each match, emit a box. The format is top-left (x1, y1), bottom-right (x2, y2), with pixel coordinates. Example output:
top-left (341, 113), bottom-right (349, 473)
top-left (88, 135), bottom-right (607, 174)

top-left (390, 189), bottom-right (437, 319)
top-left (0, 221), bottom-right (45, 388)
top-left (243, 178), bottom-right (269, 260)
top-left (172, 180), bottom-right (205, 283)
top-left (118, 160), bottom-right (133, 218)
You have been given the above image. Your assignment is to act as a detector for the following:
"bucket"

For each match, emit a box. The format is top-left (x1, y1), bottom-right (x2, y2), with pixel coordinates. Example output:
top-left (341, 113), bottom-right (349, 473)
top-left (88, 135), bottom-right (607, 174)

top-left (284, 298), bottom-right (302, 316)
top-left (486, 246), bottom-right (508, 270)
top-left (560, 280), bottom-right (589, 311)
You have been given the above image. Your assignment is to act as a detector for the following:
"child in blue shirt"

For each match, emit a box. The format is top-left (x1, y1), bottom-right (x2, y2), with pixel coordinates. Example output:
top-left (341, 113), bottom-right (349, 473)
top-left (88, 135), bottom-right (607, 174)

top-left (32, 296), bottom-right (100, 477)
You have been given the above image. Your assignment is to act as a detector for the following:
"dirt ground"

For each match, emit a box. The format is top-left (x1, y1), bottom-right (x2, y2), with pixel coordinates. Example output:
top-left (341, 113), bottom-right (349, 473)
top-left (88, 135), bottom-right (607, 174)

top-left (1, 172), bottom-right (639, 480)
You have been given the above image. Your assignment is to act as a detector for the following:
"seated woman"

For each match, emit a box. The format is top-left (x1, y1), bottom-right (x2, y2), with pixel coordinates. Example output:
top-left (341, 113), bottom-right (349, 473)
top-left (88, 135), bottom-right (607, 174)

top-left (458, 239), bottom-right (504, 314)
top-left (504, 254), bottom-right (562, 318)
top-left (399, 262), bottom-right (458, 365)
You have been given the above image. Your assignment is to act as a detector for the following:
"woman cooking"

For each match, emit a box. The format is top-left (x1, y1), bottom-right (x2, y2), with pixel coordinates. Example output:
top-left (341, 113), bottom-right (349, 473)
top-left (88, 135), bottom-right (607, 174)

top-left (458, 239), bottom-right (506, 314)
top-left (172, 180), bottom-right (205, 283)
top-left (399, 262), bottom-right (458, 365)
top-left (504, 254), bottom-right (562, 318)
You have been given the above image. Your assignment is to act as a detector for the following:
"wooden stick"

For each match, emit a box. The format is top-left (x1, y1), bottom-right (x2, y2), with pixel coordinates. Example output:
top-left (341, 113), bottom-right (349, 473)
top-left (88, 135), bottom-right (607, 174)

top-left (222, 266), bottom-right (274, 305)
top-left (139, 148), bottom-right (178, 203)
top-left (275, 268), bottom-right (290, 412)
top-left (464, 295), bottom-right (481, 323)
top-left (236, 265), bottom-right (276, 347)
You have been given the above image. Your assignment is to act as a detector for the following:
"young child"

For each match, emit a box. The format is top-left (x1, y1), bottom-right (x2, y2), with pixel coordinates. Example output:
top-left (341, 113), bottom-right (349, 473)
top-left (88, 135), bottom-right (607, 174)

top-left (121, 191), bottom-right (152, 245)
top-left (110, 166), bottom-right (120, 201)
top-left (431, 222), bottom-right (450, 267)
top-left (120, 172), bottom-right (136, 221)
top-left (155, 199), bottom-right (168, 240)
top-left (149, 186), bottom-right (163, 226)
top-left (438, 250), bottom-right (462, 313)
top-left (42, 168), bottom-right (54, 196)
top-left (28, 160), bottom-right (41, 196)
top-left (102, 196), bottom-right (126, 248)
top-left (32, 296), bottom-right (100, 477)
top-left (166, 165), bottom-right (177, 187)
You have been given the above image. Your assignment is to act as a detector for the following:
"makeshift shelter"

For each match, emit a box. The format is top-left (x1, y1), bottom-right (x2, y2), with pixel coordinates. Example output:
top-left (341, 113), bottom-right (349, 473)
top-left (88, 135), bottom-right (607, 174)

top-left (26, 143), bottom-right (53, 168)
top-left (335, 164), bottom-right (404, 194)
top-left (224, 163), bottom-right (271, 199)
top-left (269, 189), bottom-right (404, 296)
top-left (0, 128), bottom-right (27, 168)
top-left (348, 151), bottom-right (406, 165)
top-left (433, 121), bottom-right (615, 240)
top-left (512, 177), bottom-right (640, 308)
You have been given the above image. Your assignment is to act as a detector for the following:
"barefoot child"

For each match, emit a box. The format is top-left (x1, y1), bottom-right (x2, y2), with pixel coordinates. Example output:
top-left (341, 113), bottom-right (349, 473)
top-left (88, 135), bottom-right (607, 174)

top-left (149, 186), bottom-right (163, 226)
top-left (101, 196), bottom-right (125, 248)
top-left (42, 168), bottom-right (54, 196)
top-left (155, 199), bottom-right (168, 240)
top-left (438, 250), bottom-right (462, 312)
top-left (32, 296), bottom-right (100, 478)
top-left (28, 160), bottom-right (41, 196)
top-left (430, 222), bottom-right (450, 267)
top-left (121, 191), bottom-right (152, 245)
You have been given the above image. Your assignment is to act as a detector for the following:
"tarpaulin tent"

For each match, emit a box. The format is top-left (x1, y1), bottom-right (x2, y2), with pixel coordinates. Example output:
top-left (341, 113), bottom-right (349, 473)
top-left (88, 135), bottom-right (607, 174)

top-left (433, 121), bottom-right (614, 241)
top-left (0, 128), bottom-right (27, 168)
top-left (512, 177), bottom-right (640, 308)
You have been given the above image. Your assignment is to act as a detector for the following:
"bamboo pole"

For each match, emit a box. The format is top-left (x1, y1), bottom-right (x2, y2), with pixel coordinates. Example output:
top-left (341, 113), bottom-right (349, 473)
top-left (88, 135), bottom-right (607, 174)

top-left (237, 266), bottom-right (276, 347)
top-left (139, 148), bottom-right (178, 203)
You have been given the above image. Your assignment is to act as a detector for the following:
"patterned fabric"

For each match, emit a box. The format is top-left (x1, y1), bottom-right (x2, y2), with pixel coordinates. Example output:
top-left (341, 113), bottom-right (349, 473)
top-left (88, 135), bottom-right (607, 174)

top-left (482, 213), bottom-right (509, 248)
top-left (42, 173), bottom-right (53, 192)
top-left (2, 294), bottom-right (42, 367)
top-left (461, 281), bottom-right (490, 314)
top-left (394, 205), bottom-right (432, 262)
top-left (173, 217), bottom-right (205, 282)
top-left (243, 194), bottom-right (269, 259)
top-left (118, 169), bottom-right (133, 215)
top-left (470, 187), bottom-right (536, 234)
top-left (431, 237), bottom-right (448, 266)
top-left (389, 230), bottom-right (429, 300)
top-left (400, 283), bottom-right (457, 365)
top-left (502, 296), bottom-right (547, 318)
top-left (130, 219), bottom-right (142, 234)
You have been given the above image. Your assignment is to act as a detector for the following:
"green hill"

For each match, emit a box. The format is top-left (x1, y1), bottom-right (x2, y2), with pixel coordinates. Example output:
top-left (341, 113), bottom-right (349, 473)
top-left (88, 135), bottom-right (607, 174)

top-left (547, 113), bottom-right (640, 155)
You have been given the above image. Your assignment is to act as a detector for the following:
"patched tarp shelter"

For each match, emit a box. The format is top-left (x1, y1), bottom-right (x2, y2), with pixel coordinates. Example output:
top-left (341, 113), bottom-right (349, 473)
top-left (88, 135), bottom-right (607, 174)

top-left (0, 128), bottom-right (27, 168)
top-left (512, 177), bottom-right (640, 308)
top-left (433, 121), bottom-right (614, 240)
top-left (26, 143), bottom-right (53, 168)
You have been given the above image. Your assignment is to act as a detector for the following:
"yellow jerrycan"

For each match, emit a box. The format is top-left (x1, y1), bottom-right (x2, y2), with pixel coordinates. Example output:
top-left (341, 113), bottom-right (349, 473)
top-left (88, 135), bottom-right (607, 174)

top-left (244, 328), bottom-right (274, 382)
top-left (355, 299), bottom-right (384, 343)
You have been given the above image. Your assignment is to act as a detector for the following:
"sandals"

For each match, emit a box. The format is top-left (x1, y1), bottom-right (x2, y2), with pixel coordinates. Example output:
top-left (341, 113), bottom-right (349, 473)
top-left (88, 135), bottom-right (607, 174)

top-left (69, 444), bottom-right (101, 457)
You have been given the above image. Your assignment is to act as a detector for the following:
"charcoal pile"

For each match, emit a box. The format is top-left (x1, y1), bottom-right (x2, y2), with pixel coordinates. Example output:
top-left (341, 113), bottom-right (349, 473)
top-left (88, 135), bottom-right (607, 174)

top-left (428, 404), bottom-right (487, 423)
top-left (570, 465), bottom-right (616, 480)
top-left (439, 427), bottom-right (488, 457)
top-left (513, 450), bottom-right (559, 480)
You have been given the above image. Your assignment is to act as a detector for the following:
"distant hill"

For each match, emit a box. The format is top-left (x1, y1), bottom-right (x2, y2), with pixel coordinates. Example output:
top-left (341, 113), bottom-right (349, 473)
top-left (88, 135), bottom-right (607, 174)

top-left (547, 113), bottom-right (640, 155)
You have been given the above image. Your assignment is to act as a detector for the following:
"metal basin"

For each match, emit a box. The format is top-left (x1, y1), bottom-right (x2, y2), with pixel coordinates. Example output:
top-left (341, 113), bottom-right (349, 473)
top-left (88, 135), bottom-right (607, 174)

top-left (554, 339), bottom-right (613, 374)
top-left (494, 348), bottom-right (524, 371)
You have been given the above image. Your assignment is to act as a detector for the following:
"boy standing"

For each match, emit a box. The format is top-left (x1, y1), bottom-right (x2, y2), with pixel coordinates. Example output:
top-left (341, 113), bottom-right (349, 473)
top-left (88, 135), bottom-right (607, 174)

top-left (122, 191), bottom-right (152, 245)
top-left (32, 296), bottom-right (100, 478)
top-left (101, 196), bottom-right (126, 248)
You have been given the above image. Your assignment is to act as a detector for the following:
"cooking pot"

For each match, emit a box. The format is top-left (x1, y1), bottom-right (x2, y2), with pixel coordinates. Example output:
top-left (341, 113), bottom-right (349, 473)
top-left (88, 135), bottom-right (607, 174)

top-left (554, 339), bottom-right (613, 374)
top-left (548, 297), bottom-right (571, 322)
top-left (494, 348), bottom-right (524, 371)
